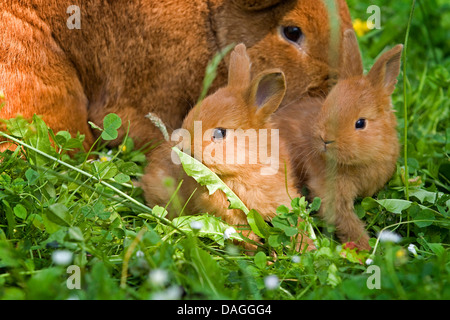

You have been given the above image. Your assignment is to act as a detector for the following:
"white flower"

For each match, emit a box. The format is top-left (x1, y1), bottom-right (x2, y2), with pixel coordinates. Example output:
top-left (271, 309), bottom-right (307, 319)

top-left (190, 220), bottom-right (203, 230)
top-left (136, 250), bottom-right (144, 258)
top-left (291, 255), bottom-right (301, 263)
top-left (378, 230), bottom-right (402, 243)
top-left (264, 275), bottom-right (279, 290)
top-left (365, 258), bottom-right (374, 265)
top-left (223, 227), bottom-right (237, 240)
top-left (149, 269), bottom-right (169, 287)
top-left (152, 286), bottom-right (183, 300)
top-left (407, 244), bottom-right (418, 256)
top-left (99, 150), bottom-right (113, 162)
top-left (52, 250), bottom-right (73, 266)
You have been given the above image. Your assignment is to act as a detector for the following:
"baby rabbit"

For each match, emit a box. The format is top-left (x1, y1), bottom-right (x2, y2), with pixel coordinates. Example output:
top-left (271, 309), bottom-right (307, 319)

top-left (274, 30), bottom-right (403, 250)
top-left (143, 44), bottom-right (314, 251)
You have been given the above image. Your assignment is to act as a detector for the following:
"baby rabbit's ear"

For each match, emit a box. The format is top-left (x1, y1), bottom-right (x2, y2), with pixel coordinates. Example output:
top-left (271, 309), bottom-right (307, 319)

top-left (247, 69), bottom-right (286, 123)
top-left (340, 29), bottom-right (363, 79)
top-left (367, 44), bottom-right (403, 95)
top-left (228, 43), bottom-right (251, 89)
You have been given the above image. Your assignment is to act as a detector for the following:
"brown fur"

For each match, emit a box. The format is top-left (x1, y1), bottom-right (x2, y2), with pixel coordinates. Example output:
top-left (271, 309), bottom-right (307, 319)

top-left (273, 30), bottom-right (403, 250)
top-left (0, 0), bottom-right (352, 151)
top-left (142, 44), bottom-right (314, 251)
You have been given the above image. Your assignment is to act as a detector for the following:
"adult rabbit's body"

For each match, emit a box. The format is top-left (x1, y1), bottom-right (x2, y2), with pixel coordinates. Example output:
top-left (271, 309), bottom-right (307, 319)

top-left (0, 0), bottom-right (352, 150)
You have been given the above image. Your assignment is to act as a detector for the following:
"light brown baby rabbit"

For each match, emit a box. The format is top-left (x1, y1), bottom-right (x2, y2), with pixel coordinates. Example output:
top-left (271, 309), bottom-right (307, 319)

top-left (143, 44), bottom-right (314, 251)
top-left (274, 30), bottom-right (403, 250)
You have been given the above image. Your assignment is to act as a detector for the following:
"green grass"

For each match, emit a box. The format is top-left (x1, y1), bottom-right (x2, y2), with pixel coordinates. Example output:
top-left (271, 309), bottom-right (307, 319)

top-left (0, 0), bottom-right (449, 300)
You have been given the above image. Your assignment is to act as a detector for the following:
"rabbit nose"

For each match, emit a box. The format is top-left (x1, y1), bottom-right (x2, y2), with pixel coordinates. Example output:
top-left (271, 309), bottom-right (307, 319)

top-left (320, 136), bottom-right (335, 152)
top-left (320, 136), bottom-right (335, 145)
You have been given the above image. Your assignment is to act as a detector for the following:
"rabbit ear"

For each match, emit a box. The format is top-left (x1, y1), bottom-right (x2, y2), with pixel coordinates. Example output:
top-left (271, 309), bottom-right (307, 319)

top-left (232, 0), bottom-right (282, 11)
top-left (246, 69), bottom-right (286, 123)
top-left (367, 44), bottom-right (403, 95)
top-left (228, 43), bottom-right (251, 89)
top-left (340, 29), bottom-right (363, 79)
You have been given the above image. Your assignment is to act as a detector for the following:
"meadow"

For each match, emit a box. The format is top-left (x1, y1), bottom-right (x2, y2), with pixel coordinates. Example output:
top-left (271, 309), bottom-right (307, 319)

top-left (0, 0), bottom-right (449, 300)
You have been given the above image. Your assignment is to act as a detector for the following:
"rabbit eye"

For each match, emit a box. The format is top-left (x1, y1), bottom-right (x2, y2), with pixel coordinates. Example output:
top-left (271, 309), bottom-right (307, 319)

top-left (281, 26), bottom-right (303, 44)
top-left (355, 118), bottom-right (367, 130)
top-left (212, 128), bottom-right (227, 141)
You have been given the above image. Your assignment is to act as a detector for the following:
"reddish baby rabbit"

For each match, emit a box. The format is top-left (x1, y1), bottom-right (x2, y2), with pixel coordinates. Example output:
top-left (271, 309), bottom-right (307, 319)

top-left (143, 44), bottom-right (314, 251)
top-left (274, 30), bottom-right (403, 250)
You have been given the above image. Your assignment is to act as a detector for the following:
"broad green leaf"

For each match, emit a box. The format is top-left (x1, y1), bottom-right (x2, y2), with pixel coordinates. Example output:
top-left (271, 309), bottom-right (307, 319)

top-left (64, 137), bottom-right (84, 150)
top-left (160, 214), bottom-right (241, 246)
top-left (93, 202), bottom-right (111, 220)
top-left (27, 214), bottom-right (45, 230)
top-left (409, 204), bottom-right (436, 228)
top-left (13, 204), bottom-right (27, 220)
top-left (101, 113), bottom-right (122, 141)
top-left (172, 147), bottom-right (249, 215)
top-left (55, 131), bottom-right (71, 146)
top-left (377, 199), bottom-right (411, 214)
top-left (271, 215), bottom-right (290, 230)
top-left (363, 198), bottom-right (412, 214)
top-left (25, 168), bottom-right (39, 185)
top-left (284, 226), bottom-right (298, 237)
top-left (247, 209), bottom-right (269, 238)
top-left (310, 197), bottom-right (322, 212)
top-left (94, 161), bottom-right (118, 180)
top-left (68, 227), bottom-right (84, 242)
top-left (409, 189), bottom-right (437, 204)
top-left (268, 234), bottom-right (281, 247)
top-left (26, 115), bottom-right (55, 166)
top-left (427, 243), bottom-right (445, 257)
top-left (254, 251), bottom-right (267, 269)
top-left (151, 205), bottom-right (168, 219)
top-left (5, 116), bottom-right (29, 138)
top-left (361, 197), bottom-right (379, 211)
top-left (114, 173), bottom-right (130, 184)
top-left (276, 205), bottom-right (289, 215)
top-left (47, 203), bottom-right (72, 227)
top-left (117, 161), bottom-right (139, 175)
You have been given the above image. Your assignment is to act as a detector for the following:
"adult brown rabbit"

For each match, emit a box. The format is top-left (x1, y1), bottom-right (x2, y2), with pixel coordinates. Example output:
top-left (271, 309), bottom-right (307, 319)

top-left (0, 0), bottom-right (352, 151)
top-left (143, 43), bottom-right (314, 251)
top-left (274, 30), bottom-right (403, 250)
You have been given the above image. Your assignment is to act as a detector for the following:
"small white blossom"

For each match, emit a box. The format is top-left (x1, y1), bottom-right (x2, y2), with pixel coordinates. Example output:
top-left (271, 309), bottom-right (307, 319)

top-left (223, 227), bottom-right (237, 240)
top-left (149, 268), bottom-right (169, 287)
top-left (52, 250), bottom-right (73, 266)
top-left (365, 258), bottom-right (374, 265)
top-left (152, 285), bottom-right (183, 300)
top-left (190, 220), bottom-right (203, 230)
top-left (407, 244), bottom-right (418, 256)
top-left (136, 250), bottom-right (144, 258)
top-left (291, 255), bottom-right (301, 263)
top-left (264, 275), bottom-right (279, 290)
top-left (378, 230), bottom-right (402, 243)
